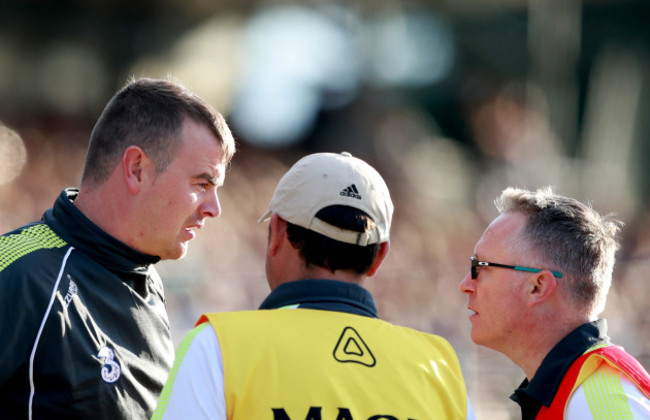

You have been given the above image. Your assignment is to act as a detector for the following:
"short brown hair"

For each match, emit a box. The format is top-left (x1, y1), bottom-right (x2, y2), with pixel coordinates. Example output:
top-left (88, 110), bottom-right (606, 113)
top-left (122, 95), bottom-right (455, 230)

top-left (81, 77), bottom-right (235, 185)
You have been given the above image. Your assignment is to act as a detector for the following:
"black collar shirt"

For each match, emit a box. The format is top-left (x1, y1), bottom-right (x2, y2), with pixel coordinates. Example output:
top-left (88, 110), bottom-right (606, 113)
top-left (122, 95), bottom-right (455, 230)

top-left (510, 319), bottom-right (610, 420)
top-left (258, 278), bottom-right (378, 318)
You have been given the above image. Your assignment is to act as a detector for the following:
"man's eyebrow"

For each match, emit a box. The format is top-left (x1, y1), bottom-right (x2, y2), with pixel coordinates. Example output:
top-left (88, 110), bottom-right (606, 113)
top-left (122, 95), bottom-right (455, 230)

top-left (196, 173), bottom-right (219, 186)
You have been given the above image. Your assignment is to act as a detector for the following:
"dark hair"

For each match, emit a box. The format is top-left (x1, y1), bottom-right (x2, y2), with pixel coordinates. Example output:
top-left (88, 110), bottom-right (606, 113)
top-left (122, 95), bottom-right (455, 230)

top-left (81, 77), bottom-right (235, 185)
top-left (286, 205), bottom-right (380, 274)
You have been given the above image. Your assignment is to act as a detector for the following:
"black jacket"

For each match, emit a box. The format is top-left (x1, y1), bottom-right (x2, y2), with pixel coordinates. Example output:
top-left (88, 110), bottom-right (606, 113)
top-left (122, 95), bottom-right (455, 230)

top-left (0, 189), bottom-right (174, 419)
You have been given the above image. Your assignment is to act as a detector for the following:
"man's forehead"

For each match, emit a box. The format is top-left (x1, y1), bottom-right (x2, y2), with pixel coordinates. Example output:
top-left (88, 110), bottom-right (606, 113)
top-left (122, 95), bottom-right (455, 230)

top-left (476, 213), bottom-right (526, 253)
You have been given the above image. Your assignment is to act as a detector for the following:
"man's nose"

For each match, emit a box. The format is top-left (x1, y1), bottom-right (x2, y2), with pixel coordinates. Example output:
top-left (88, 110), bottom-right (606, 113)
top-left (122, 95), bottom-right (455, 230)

top-left (459, 272), bottom-right (476, 294)
top-left (201, 189), bottom-right (221, 219)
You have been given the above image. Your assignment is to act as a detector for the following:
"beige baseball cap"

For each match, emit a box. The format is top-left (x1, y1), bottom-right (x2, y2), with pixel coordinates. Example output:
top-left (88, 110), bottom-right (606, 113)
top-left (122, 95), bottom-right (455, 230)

top-left (258, 152), bottom-right (393, 246)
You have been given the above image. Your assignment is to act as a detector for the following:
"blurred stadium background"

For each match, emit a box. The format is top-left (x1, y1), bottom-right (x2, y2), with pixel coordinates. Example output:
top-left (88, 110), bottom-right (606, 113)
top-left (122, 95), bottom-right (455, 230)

top-left (1, 0), bottom-right (649, 418)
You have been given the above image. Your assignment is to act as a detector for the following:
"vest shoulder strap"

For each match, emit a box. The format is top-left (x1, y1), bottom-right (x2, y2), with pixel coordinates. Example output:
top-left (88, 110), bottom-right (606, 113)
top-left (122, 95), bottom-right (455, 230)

top-left (536, 345), bottom-right (650, 419)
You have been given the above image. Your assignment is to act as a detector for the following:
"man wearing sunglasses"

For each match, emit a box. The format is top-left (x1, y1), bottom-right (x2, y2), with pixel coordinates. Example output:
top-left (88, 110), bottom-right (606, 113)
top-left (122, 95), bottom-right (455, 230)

top-left (460, 186), bottom-right (650, 419)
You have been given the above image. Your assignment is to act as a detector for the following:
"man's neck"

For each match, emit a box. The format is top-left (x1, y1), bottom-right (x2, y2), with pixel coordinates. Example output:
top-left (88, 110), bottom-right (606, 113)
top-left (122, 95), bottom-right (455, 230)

top-left (301, 266), bottom-right (366, 286)
top-left (513, 314), bottom-right (592, 380)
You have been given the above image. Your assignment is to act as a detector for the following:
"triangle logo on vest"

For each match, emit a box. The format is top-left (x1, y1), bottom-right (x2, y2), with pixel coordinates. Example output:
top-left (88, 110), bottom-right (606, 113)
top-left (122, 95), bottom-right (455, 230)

top-left (333, 326), bottom-right (376, 367)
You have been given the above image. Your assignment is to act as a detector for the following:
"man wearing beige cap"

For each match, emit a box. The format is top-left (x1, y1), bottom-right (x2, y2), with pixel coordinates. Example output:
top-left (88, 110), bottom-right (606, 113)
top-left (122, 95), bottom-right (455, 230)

top-left (152, 152), bottom-right (475, 420)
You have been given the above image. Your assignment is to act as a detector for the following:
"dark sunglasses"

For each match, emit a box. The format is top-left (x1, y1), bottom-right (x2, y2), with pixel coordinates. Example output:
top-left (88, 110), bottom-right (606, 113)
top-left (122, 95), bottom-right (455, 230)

top-left (470, 256), bottom-right (563, 279)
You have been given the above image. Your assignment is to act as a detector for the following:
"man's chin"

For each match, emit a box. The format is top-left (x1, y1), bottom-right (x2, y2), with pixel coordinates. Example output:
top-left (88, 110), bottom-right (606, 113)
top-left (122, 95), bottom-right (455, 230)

top-left (160, 244), bottom-right (189, 261)
top-left (470, 333), bottom-right (500, 353)
top-left (470, 330), bottom-right (485, 346)
top-left (175, 245), bottom-right (189, 260)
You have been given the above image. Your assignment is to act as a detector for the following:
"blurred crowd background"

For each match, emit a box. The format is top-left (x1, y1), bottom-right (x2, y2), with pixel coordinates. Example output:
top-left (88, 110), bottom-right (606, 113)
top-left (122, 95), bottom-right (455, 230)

top-left (1, 0), bottom-right (649, 418)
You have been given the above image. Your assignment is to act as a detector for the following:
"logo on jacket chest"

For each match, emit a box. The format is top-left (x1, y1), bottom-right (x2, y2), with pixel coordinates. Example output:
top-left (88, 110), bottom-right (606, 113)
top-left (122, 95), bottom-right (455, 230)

top-left (96, 345), bottom-right (121, 383)
top-left (63, 274), bottom-right (78, 308)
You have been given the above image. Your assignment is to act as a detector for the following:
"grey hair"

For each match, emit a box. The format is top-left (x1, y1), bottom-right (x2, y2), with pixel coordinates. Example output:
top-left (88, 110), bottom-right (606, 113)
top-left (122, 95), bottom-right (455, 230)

top-left (495, 186), bottom-right (623, 316)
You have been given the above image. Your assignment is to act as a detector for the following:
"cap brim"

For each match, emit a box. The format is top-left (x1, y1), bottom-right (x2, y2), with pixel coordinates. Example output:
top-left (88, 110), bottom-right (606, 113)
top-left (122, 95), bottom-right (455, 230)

top-left (257, 209), bottom-right (272, 224)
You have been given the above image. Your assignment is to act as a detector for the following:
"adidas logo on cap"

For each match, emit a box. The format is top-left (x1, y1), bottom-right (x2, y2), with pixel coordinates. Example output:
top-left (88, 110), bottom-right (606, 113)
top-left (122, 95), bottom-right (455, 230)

top-left (340, 184), bottom-right (361, 200)
top-left (259, 152), bottom-right (393, 245)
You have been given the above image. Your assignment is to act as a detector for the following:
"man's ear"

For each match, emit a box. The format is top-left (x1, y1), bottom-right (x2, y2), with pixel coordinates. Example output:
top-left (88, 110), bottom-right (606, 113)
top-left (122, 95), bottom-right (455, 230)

top-left (366, 241), bottom-right (390, 277)
top-left (526, 270), bottom-right (558, 307)
top-left (122, 146), bottom-right (148, 194)
top-left (267, 213), bottom-right (288, 258)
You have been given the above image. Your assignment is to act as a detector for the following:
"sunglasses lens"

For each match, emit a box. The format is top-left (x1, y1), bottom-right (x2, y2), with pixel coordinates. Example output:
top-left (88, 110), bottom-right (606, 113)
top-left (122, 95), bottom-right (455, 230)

top-left (470, 258), bottom-right (477, 279)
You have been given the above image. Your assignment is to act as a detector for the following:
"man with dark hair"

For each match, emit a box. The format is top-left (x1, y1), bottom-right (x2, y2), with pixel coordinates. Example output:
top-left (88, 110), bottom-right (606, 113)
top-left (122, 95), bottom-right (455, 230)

top-left (0, 77), bottom-right (236, 419)
top-left (153, 152), bottom-right (475, 420)
top-left (460, 186), bottom-right (650, 419)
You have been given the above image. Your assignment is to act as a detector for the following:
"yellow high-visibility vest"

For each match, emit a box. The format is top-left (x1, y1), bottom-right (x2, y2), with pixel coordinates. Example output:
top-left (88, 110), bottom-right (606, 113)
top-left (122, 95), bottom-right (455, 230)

top-left (199, 308), bottom-right (468, 420)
